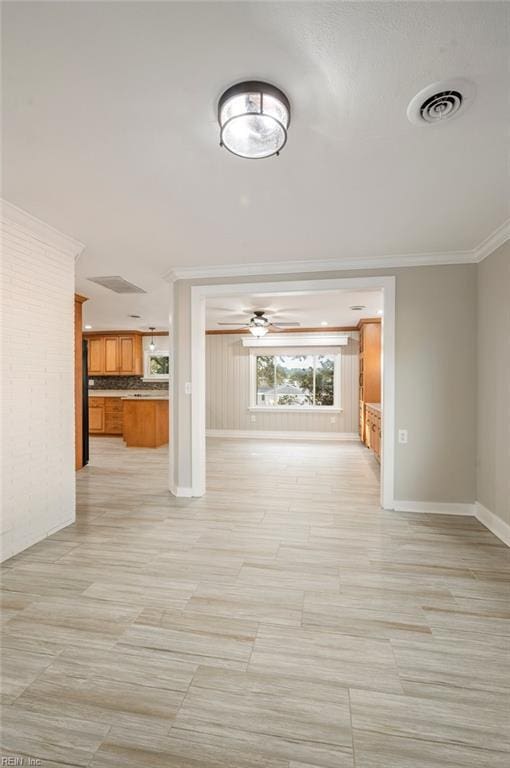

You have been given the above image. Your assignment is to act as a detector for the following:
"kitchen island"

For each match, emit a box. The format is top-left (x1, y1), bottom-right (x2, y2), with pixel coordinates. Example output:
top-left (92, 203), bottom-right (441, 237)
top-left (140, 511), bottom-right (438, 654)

top-left (88, 391), bottom-right (169, 447)
top-left (122, 396), bottom-right (169, 448)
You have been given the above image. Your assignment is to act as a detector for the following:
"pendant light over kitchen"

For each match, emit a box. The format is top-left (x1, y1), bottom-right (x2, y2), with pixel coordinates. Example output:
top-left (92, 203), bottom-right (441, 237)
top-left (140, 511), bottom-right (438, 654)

top-left (218, 81), bottom-right (290, 159)
top-left (148, 327), bottom-right (156, 353)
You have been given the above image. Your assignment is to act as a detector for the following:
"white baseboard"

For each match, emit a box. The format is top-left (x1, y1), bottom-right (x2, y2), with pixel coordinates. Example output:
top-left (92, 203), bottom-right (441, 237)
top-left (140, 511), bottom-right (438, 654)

top-left (475, 502), bottom-right (510, 547)
top-left (206, 429), bottom-right (360, 442)
top-left (169, 485), bottom-right (193, 498)
top-left (1, 516), bottom-right (75, 563)
top-left (394, 500), bottom-right (476, 515)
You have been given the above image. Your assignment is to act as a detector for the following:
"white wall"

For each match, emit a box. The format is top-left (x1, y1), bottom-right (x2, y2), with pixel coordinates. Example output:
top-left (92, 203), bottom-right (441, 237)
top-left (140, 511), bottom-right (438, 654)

top-left (206, 332), bottom-right (359, 434)
top-left (0, 201), bottom-right (83, 562)
top-left (477, 241), bottom-right (510, 528)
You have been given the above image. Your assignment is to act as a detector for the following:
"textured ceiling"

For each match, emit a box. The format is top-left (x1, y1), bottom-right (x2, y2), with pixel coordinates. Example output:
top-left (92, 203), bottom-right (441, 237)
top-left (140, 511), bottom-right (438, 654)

top-left (2, 1), bottom-right (509, 329)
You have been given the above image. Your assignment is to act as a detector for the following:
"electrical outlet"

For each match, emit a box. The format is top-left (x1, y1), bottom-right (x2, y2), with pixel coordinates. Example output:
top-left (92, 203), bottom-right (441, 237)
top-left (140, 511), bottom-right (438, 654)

top-left (89, 379), bottom-right (95, 386)
top-left (330, 416), bottom-right (336, 424)
top-left (184, 382), bottom-right (192, 395)
top-left (250, 414), bottom-right (256, 423)
top-left (398, 429), bottom-right (408, 444)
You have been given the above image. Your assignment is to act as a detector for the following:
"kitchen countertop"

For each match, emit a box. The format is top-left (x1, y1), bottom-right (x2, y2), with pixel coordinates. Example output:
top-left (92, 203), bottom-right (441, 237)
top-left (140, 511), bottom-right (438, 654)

top-left (121, 395), bottom-right (169, 401)
top-left (366, 402), bottom-right (382, 412)
top-left (89, 390), bottom-right (168, 398)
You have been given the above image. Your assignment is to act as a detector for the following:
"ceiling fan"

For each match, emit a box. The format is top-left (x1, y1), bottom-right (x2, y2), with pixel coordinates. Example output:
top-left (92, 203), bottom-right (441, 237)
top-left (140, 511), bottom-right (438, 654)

top-left (217, 310), bottom-right (300, 337)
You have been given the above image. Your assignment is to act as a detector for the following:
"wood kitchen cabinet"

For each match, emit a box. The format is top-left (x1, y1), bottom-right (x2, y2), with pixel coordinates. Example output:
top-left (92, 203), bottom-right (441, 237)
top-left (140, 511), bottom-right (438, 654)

top-left (365, 404), bottom-right (382, 462)
top-left (89, 397), bottom-right (105, 433)
top-left (358, 319), bottom-right (381, 446)
top-left (88, 337), bottom-right (105, 375)
top-left (88, 397), bottom-right (124, 435)
top-left (122, 399), bottom-right (169, 447)
top-left (85, 333), bottom-right (142, 376)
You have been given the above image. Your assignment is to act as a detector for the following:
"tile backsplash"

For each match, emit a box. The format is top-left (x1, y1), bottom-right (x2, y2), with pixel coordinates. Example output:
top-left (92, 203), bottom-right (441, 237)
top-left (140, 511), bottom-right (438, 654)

top-left (89, 376), bottom-right (169, 391)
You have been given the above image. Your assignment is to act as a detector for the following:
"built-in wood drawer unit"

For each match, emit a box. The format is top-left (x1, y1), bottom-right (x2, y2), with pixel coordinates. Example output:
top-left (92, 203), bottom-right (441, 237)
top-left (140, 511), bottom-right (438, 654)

top-left (85, 333), bottom-right (143, 376)
top-left (89, 396), bottom-right (124, 435)
top-left (104, 397), bottom-right (123, 434)
top-left (365, 404), bottom-right (382, 462)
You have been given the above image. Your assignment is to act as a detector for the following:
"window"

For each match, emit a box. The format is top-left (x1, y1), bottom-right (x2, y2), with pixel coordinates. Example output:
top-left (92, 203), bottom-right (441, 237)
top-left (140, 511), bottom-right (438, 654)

top-left (144, 352), bottom-right (169, 380)
top-left (252, 353), bottom-right (340, 410)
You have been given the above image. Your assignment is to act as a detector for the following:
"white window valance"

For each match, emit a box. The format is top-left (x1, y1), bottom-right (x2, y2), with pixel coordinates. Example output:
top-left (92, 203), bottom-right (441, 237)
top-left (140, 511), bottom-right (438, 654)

top-left (241, 333), bottom-right (349, 348)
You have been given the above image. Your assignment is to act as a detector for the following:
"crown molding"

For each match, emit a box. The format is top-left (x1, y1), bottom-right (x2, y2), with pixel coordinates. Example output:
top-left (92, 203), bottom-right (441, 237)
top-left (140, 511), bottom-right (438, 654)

top-left (0, 199), bottom-right (85, 259)
top-left (473, 218), bottom-right (510, 263)
top-left (163, 219), bottom-right (510, 281)
top-left (163, 250), bottom-right (472, 281)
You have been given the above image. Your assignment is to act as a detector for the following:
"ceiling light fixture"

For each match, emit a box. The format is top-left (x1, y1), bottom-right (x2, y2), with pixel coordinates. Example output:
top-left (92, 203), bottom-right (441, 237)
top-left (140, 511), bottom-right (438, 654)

top-left (249, 325), bottom-right (269, 337)
top-left (320, 321), bottom-right (329, 327)
top-left (218, 81), bottom-right (290, 159)
top-left (148, 327), bottom-right (156, 352)
top-left (249, 313), bottom-right (270, 337)
top-left (350, 305), bottom-right (366, 311)
top-left (84, 324), bottom-right (92, 330)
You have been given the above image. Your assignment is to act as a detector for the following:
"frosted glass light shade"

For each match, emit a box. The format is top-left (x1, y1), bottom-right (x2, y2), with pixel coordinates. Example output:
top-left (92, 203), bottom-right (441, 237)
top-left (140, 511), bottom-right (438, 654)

top-left (249, 325), bottom-right (269, 337)
top-left (218, 82), bottom-right (290, 159)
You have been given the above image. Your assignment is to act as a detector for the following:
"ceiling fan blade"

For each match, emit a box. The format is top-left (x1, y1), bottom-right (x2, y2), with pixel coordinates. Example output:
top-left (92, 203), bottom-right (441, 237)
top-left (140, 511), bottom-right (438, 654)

top-left (216, 322), bottom-right (248, 326)
top-left (271, 322), bottom-right (301, 327)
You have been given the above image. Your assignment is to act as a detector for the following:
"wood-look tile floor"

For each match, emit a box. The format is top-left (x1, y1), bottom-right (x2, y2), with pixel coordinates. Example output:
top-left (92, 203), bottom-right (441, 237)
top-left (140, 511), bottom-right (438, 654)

top-left (1, 437), bottom-right (509, 767)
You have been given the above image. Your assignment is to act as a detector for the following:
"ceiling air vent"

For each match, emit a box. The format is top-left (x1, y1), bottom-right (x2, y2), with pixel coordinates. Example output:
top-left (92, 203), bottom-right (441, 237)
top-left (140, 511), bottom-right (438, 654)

top-left (407, 78), bottom-right (475, 126)
top-left (87, 276), bottom-right (146, 294)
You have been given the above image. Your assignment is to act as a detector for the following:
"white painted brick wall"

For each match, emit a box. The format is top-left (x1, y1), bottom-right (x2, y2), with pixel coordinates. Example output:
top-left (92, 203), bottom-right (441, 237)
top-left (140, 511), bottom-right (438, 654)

top-left (0, 202), bottom-right (83, 561)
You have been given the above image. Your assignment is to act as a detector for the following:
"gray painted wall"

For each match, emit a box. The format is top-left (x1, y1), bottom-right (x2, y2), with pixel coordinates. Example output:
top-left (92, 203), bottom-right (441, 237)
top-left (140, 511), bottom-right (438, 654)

top-left (172, 263), bottom-right (478, 503)
top-left (477, 242), bottom-right (510, 525)
top-left (206, 333), bottom-right (359, 433)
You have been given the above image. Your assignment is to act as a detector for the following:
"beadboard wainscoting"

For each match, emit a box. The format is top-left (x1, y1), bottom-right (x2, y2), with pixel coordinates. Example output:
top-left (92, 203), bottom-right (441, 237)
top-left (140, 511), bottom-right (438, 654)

top-left (206, 332), bottom-right (359, 435)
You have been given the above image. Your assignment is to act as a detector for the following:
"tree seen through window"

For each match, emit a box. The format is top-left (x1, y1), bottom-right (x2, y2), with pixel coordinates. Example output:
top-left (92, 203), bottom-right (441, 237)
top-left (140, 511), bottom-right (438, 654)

top-left (256, 354), bottom-right (336, 407)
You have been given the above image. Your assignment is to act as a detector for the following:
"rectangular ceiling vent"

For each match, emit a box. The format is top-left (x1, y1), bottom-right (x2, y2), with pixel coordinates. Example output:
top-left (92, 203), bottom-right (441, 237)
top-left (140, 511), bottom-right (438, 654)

top-left (87, 275), bottom-right (146, 294)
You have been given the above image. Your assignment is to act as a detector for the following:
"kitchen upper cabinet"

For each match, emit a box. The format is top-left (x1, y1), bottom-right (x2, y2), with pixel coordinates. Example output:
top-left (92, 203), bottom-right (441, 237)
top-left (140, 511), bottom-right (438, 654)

top-left (358, 320), bottom-right (381, 444)
top-left (84, 333), bottom-right (142, 376)
top-left (119, 335), bottom-right (138, 374)
top-left (88, 337), bottom-right (105, 375)
top-left (104, 337), bottom-right (119, 373)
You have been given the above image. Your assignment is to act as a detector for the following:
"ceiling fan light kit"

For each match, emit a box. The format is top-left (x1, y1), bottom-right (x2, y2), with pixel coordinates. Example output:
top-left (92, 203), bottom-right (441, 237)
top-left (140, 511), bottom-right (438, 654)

top-left (250, 325), bottom-right (269, 337)
top-left (217, 309), bottom-right (300, 334)
top-left (218, 81), bottom-right (290, 159)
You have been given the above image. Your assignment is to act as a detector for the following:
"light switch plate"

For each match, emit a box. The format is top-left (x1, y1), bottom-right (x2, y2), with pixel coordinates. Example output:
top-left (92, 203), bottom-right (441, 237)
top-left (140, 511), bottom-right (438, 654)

top-left (185, 382), bottom-right (192, 395)
top-left (398, 429), bottom-right (408, 444)
top-left (89, 379), bottom-right (95, 386)
top-left (250, 414), bottom-right (256, 423)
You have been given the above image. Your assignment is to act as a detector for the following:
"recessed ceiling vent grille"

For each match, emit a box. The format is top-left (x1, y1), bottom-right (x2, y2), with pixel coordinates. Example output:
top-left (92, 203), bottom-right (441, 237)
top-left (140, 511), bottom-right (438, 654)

top-left (407, 78), bottom-right (475, 126)
top-left (87, 276), bottom-right (146, 294)
top-left (420, 90), bottom-right (462, 123)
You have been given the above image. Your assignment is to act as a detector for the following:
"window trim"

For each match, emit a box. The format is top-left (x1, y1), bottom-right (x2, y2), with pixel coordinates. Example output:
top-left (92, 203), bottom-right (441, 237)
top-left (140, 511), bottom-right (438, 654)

top-left (248, 350), bottom-right (341, 411)
top-left (143, 350), bottom-right (170, 381)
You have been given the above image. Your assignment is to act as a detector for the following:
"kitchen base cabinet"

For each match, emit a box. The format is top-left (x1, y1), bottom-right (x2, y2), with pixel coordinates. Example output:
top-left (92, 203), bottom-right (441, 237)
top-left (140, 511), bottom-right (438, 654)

top-left (365, 403), bottom-right (382, 462)
top-left (89, 398), bottom-right (105, 433)
top-left (122, 399), bottom-right (169, 447)
top-left (89, 397), bottom-right (124, 435)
